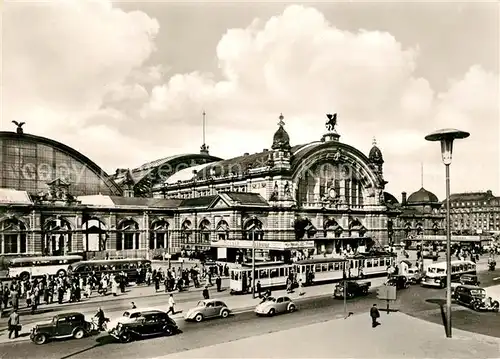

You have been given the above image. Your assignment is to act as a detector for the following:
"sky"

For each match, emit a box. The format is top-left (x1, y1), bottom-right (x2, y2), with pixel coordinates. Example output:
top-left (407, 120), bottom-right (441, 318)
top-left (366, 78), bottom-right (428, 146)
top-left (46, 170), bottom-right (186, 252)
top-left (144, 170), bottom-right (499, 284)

top-left (1, 0), bottom-right (499, 201)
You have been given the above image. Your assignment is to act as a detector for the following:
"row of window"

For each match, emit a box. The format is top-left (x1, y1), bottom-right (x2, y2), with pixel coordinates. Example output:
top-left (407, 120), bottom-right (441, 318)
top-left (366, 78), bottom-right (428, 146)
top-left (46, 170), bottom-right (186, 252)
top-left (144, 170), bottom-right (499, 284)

top-left (451, 200), bottom-right (500, 207)
top-left (172, 186), bottom-right (248, 199)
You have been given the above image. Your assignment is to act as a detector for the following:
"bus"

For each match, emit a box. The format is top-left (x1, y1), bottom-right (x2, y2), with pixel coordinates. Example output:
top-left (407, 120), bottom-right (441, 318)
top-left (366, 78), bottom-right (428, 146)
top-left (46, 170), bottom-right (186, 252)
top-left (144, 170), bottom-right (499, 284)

top-left (229, 252), bottom-right (396, 294)
top-left (8, 255), bottom-right (83, 280)
top-left (421, 260), bottom-right (476, 288)
top-left (68, 259), bottom-right (151, 283)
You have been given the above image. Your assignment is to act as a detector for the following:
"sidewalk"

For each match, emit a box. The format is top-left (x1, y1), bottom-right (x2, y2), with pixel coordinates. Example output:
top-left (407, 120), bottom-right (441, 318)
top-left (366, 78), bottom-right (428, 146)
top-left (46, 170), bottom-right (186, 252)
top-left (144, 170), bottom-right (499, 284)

top-left (0, 277), bottom-right (387, 344)
top-left (0, 277), bottom-right (229, 319)
top-left (160, 311), bottom-right (500, 358)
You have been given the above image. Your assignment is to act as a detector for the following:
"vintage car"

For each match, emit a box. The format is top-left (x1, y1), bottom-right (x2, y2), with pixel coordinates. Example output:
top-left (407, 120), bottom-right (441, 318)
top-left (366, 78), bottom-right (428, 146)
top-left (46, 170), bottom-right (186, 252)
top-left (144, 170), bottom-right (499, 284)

top-left (405, 267), bottom-right (423, 284)
top-left (107, 307), bottom-right (158, 331)
top-left (333, 280), bottom-right (370, 299)
top-left (254, 296), bottom-right (296, 316)
top-left (451, 274), bottom-right (481, 291)
top-left (385, 275), bottom-right (410, 290)
top-left (184, 299), bottom-right (231, 322)
top-left (30, 312), bottom-right (93, 345)
top-left (109, 310), bottom-right (180, 343)
top-left (459, 274), bottom-right (480, 286)
top-left (453, 285), bottom-right (499, 312)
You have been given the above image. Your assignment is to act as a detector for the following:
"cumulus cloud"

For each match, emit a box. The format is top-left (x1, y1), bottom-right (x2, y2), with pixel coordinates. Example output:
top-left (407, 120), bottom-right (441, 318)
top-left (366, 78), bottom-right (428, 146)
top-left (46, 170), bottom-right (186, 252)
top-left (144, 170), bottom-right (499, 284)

top-left (2, 3), bottom-right (497, 198)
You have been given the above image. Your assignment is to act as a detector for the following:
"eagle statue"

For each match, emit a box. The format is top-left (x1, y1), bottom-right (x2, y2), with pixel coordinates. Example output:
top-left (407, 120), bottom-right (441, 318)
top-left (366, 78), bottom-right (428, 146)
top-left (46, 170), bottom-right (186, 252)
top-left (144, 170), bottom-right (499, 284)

top-left (12, 121), bottom-right (25, 134)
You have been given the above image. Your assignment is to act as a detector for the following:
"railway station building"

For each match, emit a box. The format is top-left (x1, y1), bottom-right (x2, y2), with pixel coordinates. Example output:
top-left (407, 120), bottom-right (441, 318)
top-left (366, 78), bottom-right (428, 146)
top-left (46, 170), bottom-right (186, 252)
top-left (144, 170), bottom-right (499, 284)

top-left (0, 115), bottom-right (445, 263)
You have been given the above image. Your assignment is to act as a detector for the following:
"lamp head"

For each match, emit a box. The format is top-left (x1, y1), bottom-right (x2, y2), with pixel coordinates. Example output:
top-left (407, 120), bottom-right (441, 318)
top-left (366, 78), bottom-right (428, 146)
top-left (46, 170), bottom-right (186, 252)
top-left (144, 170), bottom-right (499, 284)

top-left (425, 128), bottom-right (470, 165)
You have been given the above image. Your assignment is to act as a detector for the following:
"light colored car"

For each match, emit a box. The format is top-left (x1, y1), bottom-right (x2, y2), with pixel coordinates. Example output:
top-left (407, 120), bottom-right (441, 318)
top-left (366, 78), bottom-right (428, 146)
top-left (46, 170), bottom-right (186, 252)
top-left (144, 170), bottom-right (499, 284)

top-left (184, 299), bottom-right (231, 322)
top-left (405, 267), bottom-right (422, 284)
top-left (107, 307), bottom-right (158, 331)
top-left (254, 296), bottom-right (296, 316)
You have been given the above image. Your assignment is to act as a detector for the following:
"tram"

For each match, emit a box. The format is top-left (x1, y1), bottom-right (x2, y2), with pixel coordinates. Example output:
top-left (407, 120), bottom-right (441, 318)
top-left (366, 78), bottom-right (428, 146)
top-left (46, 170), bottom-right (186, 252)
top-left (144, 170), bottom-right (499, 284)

top-left (229, 252), bottom-right (396, 294)
top-left (229, 261), bottom-right (293, 294)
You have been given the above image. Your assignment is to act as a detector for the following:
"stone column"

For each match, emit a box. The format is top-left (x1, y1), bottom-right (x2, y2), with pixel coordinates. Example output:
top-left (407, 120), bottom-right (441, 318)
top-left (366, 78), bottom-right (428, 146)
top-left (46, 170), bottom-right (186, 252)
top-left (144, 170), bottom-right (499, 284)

top-left (107, 213), bottom-right (117, 251)
top-left (73, 214), bottom-right (84, 253)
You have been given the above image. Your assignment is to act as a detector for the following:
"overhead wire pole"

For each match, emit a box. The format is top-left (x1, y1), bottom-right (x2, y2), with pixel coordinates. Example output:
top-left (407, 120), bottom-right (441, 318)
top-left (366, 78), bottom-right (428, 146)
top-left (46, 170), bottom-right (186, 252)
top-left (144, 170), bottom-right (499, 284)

top-left (343, 262), bottom-right (347, 316)
top-left (252, 233), bottom-right (256, 298)
top-left (202, 110), bottom-right (206, 146)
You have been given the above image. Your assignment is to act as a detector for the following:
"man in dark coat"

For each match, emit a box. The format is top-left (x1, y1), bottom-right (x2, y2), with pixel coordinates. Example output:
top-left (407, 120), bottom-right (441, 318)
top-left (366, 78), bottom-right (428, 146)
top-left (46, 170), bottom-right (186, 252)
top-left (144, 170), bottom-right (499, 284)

top-left (370, 304), bottom-right (380, 328)
top-left (202, 286), bottom-right (209, 300)
top-left (215, 276), bottom-right (222, 292)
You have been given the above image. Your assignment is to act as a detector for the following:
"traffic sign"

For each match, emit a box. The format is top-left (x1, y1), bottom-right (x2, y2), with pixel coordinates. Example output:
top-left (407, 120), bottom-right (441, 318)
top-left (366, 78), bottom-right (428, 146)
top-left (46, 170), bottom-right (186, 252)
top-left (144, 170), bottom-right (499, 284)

top-left (377, 285), bottom-right (396, 301)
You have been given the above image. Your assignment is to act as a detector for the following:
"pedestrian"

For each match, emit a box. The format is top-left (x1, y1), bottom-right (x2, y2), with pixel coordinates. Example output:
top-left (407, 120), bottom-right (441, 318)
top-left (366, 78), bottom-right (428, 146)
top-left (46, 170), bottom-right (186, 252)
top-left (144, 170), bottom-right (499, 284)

top-left (167, 294), bottom-right (176, 315)
top-left (111, 278), bottom-right (118, 297)
top-left (256, 280), bottom-right (262, 298)
top-left (202, 286), bottom-right (209, 300)
top-left (8, 309), bottom-right (20, 339)
top-left (216, 275), bottom-right (222, 292)
top-left (370, 304), bottom-right (380, 328)
top-left (131, 302), bottom-right (137, 309)
top-left (299, 279), bottom-right (305, 296)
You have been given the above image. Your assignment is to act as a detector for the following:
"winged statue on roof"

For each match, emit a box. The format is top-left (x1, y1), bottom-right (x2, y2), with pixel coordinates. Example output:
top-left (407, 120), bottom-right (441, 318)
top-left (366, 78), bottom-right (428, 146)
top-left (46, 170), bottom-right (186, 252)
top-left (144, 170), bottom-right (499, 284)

top-left (12, 121), bottom-right (25, 134)
top-left (325, 114), bottom-right (337, 132)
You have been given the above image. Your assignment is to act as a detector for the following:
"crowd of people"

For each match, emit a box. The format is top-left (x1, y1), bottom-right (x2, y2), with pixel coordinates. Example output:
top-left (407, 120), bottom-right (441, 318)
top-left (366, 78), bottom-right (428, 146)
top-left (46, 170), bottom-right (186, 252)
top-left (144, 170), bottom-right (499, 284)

top-left (0, 262), bottom-right (230, 317)
top-left (150, 263), bottom-right (229, 293)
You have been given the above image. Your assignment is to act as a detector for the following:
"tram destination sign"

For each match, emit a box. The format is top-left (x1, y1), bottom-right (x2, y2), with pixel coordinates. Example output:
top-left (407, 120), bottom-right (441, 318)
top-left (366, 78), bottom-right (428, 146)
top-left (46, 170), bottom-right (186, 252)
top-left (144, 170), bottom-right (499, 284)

top-left (415, 235), bottom-right (482, 242)
top-left (210, 239), bottom-right (315, 250)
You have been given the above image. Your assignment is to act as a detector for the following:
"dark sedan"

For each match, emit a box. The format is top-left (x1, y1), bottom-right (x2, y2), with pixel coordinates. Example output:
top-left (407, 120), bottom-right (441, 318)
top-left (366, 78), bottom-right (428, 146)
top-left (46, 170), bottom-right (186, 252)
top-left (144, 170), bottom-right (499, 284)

top-left (109, 310), bottom-right (180, 343)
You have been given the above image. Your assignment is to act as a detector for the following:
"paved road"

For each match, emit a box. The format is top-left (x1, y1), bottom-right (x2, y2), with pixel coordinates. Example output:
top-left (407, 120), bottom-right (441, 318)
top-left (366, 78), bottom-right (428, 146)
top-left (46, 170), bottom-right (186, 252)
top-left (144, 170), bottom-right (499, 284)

top-left (0, 292), bottom-right (377, 359)
top-left (2, 269), bottom-right (500, 358)
top-left (399, 269), bottom-right (500, 338)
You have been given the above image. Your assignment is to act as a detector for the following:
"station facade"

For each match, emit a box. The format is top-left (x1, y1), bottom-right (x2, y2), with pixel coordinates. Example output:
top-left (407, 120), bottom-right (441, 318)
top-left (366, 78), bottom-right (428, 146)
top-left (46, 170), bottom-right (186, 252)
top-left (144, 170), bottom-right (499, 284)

top-left (0, 116), bottom-right (445, 263)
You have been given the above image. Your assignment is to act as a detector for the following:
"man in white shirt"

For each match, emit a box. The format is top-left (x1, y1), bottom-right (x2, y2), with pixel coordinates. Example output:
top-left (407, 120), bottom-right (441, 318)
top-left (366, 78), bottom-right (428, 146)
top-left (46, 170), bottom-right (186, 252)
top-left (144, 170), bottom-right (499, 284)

top-left (167, 294), bottom-right (176, 315)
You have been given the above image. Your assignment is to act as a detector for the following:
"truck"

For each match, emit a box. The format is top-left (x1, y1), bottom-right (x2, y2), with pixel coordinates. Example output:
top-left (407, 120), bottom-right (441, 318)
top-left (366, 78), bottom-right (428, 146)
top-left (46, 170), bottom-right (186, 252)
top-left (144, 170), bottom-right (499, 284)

top-left (333, 280), bottom-right (371, 299)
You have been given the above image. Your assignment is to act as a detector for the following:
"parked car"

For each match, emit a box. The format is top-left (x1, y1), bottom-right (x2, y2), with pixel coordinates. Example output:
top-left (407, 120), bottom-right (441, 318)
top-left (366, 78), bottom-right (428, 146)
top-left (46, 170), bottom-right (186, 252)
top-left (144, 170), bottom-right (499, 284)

top-left (453, 285), bottom-right (499, 311)
top-left (184, 299), bottom-right (231, 322)
top-left (254, 296), bottom-right (296, 316)
top-left (385, 275), bottom-right (410, 290)
top-left (109, 310), bottom-right (180, 343)
top-left (333, 280), bottom-right (370, 299)
top-left (30, 312), bottom-right (93, 345)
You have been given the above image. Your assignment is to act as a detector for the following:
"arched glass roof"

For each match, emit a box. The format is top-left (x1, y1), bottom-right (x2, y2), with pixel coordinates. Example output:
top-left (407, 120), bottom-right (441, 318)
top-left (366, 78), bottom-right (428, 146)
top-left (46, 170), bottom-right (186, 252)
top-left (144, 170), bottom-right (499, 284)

top-left (165, 163), bottom-right (212, 185)
top-left (0, 132), bottom-right (122, 196)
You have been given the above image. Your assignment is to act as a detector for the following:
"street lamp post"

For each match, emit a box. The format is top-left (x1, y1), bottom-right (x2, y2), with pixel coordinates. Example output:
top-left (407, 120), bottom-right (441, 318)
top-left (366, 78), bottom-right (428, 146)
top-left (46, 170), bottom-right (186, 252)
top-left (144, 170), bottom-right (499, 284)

top-left (425, 128), bottom-right (470, 339)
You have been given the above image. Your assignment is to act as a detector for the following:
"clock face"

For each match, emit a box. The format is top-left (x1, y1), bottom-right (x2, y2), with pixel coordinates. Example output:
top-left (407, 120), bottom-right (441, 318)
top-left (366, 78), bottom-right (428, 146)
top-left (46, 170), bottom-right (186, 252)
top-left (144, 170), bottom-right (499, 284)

top-left (329, 188), bottom-right (336, 197)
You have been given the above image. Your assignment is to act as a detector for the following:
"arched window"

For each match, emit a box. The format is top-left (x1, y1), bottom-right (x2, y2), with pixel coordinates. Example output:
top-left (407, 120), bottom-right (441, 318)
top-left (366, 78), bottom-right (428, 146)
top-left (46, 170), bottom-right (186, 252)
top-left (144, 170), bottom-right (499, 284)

top-left (199, 219), bottom-right (211, 245)
top-left (243, 218), bottom-right (264, 241)
top-left (181, 220), bottom-right (192, 246)
top-left (297, 161), bottom-right (365, 207)
top-left (323, 218), bottom-right (343, 239)
top-left (43, 218), bottom-right (72, 255)
top-left (117, 219), bottom-right (139, 250)
top-left (216, 220), bottom-right (230, 241)
top-left (150, 220), bottom-right (169, 250)
top-left (0, 218), bottom-right (27, 254)
top-left (416, 222), bottom-right (424, 236)
top-left (82, 218), bottom-right (107, 252)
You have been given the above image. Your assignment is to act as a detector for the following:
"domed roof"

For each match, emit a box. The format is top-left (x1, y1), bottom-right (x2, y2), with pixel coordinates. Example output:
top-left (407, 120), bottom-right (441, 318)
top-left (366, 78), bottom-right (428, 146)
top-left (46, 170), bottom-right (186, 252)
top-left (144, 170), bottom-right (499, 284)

top-left (407, 187), bottom-right (439, 204)
top-left (383, 192), bottom-right (399, 205)
top-left (271, 114), bottom-right (291, 150)
top-left (368, 138), bottom-right (383, 163)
